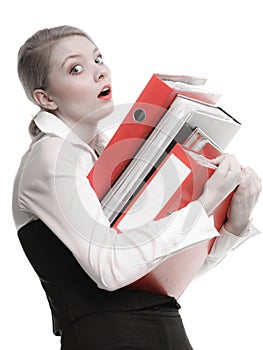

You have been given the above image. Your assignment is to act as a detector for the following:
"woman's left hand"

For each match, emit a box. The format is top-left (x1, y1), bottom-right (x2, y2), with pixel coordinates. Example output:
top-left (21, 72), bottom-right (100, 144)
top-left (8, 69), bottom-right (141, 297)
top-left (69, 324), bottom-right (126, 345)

top-left (224, 167), bottom-right (262, 235)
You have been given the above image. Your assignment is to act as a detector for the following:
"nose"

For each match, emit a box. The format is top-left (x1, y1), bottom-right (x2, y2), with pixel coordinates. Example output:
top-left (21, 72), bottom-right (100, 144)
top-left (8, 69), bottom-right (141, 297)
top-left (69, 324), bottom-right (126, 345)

top-left (95, 67), bottom-right (108, 82)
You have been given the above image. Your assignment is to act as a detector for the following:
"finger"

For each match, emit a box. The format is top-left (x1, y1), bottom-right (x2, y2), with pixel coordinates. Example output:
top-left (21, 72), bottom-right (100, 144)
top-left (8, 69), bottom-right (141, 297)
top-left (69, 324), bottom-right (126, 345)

top-left (243, 167), bottom-right (261, 182)
top-left (217, 155), bottom-right (241, 178)
top-left (227, 154), bottom-right (241, 170)
top-left (209, 154), bottom-right (226, 165)
top-left (242, 167), bottom-right (262, 193)
top-left (238, 172), bottom-right (251, 190)
top-left (237, 171), bottom-right (261, 207)
top-left (245, 168), bottom-right (262, 203)
top-left (242, 167), bottom-right (255, 175)
top-left (210, 154), bottom-right (240, 169)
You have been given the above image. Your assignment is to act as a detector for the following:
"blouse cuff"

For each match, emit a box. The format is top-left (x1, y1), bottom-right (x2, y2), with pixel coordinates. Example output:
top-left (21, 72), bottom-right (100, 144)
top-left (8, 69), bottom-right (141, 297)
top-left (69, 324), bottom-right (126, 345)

top-left (209, 220), bottom-right (260, 260)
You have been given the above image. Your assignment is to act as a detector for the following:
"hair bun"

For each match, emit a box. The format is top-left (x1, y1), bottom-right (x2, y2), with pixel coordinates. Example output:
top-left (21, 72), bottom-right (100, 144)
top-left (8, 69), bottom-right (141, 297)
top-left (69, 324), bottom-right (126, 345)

top-left (28, 118), bottom-right (41, 139)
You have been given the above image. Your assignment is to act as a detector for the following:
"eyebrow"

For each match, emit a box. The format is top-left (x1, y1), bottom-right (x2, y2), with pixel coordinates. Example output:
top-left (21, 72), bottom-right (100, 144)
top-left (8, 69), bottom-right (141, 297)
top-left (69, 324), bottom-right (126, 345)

top-left (61, 47), bottom-right (100, 68)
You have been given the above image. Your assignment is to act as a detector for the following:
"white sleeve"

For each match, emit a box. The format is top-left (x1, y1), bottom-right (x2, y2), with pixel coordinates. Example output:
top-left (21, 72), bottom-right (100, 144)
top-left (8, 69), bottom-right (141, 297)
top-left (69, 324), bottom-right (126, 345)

top-left (196, 220), bottom-right (261, 277)
top-left (18, 137), bottom-right (219, 291)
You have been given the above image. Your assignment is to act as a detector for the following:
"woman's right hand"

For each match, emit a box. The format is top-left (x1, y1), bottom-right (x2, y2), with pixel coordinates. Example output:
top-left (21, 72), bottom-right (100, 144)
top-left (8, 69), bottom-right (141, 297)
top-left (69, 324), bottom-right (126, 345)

top-left (198, 154), bottom-right (242, 216)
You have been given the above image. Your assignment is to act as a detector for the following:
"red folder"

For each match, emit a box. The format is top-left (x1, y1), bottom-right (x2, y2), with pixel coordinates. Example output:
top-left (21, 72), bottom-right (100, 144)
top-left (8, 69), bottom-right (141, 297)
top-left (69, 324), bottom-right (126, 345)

top-left (88, 74), bottom-right (220, 200)
top-left (113, 143), bottom-right (227, 230)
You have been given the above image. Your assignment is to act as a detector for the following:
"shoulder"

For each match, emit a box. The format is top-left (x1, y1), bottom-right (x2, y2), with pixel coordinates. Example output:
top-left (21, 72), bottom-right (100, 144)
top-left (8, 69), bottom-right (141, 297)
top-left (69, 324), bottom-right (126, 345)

top-left (33, 135), bottom-right (86, 168)
top-left (35, 135), bottom-right (96, 179)
top-left (18, 136), bottom-right (83, 182)
top-left (17, 134), bottom-right (95, 193)
top-left (29, 136), bottom-right (67, 175)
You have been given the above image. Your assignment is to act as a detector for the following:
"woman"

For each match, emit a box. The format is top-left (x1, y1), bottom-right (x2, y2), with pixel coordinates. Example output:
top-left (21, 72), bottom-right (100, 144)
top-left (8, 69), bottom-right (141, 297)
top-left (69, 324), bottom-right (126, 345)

top-left (13, 25), bottom-right (261, 349)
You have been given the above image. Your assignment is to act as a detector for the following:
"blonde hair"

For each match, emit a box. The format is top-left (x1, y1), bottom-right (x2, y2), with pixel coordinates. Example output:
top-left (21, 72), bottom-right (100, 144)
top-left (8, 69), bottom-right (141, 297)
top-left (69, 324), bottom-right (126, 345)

top-left (17, 25), bottom-right (95, 137)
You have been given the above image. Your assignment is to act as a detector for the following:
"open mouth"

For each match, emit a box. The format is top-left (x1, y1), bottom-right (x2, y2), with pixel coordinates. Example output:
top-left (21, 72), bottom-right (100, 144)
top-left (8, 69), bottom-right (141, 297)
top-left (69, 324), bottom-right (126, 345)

top-left (98, 85), bottom-right (112, 99)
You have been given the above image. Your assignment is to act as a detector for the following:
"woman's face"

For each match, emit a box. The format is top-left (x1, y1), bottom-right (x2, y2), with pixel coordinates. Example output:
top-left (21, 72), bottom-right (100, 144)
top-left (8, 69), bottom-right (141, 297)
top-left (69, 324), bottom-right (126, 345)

top-left (47, 35), bottom-right (114, 125)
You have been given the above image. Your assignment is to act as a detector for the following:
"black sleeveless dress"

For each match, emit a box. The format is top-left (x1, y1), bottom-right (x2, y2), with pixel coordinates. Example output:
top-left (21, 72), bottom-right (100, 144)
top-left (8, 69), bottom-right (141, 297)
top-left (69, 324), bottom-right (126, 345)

top-left (18, 219), bottom-right (193, 349)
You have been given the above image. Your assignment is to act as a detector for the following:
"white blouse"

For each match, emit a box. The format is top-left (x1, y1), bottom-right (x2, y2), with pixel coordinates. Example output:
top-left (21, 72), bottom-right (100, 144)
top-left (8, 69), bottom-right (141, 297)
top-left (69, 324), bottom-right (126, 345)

top-left (12, 111), bottom-right (259, 291)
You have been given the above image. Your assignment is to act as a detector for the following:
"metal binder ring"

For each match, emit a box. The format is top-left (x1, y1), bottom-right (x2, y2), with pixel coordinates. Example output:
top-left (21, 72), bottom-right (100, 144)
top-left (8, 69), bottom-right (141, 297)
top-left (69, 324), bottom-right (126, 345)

top-left (133, 108), bottom-right (146, 123)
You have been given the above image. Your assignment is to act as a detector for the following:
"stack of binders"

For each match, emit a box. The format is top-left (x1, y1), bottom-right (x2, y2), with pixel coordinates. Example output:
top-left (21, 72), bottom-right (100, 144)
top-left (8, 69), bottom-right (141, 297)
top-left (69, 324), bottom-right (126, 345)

top-left (88, 74), bottom-right (241, 298)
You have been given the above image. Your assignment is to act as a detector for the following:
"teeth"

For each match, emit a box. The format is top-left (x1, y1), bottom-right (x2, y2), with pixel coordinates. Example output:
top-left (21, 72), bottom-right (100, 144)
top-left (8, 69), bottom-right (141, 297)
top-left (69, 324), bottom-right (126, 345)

top-left (99, 86), bottom-right (110, 97)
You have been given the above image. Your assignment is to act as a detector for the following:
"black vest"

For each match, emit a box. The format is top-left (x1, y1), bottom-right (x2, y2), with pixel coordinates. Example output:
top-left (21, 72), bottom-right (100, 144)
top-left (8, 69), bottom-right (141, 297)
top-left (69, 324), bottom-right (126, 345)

top-left (18, 219), bottom-right (174, 336)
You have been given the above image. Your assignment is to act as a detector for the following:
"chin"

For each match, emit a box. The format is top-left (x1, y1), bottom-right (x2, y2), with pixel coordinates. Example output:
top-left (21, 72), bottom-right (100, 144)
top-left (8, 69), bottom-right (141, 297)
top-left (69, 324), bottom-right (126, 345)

top-left (95, 101), bottom-right (115, 121)
top-left (77, 101), bottom-right (114, 125)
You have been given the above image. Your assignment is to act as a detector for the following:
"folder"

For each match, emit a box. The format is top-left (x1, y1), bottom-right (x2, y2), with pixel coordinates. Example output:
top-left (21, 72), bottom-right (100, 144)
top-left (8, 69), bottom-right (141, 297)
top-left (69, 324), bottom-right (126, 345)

top-left (87, 74), bottom-right (241, 298)
top-left (113, 143), bottom-right (224, 230)
top-left (98, 95), bottom-right (240, 225)
top-left (88, 74), bottom-right (221, 200)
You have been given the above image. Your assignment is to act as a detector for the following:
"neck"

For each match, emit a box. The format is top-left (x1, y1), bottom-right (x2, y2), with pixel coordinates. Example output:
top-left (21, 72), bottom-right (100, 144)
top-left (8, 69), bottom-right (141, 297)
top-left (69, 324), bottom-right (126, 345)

top-left (73, 121), bottom-right (99, 148)
top-left (57, 113), bottom-right (99, 149)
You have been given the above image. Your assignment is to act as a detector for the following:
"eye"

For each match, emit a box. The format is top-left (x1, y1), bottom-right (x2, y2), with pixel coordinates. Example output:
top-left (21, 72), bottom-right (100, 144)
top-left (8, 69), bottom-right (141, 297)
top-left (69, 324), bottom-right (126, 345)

top-left (70, 64), bottom-right (84, 75)
top-left (95, 55), bottom-right (104, 64)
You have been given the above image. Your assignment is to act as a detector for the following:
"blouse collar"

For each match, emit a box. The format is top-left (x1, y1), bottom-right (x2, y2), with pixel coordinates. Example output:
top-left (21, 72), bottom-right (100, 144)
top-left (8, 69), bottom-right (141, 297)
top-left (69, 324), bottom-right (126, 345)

top-left (34, 110), bottom-right (108, 155)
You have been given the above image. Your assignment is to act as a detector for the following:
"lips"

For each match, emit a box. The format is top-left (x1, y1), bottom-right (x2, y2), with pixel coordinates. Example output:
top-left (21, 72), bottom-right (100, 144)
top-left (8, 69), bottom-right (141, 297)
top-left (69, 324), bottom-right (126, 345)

top-left (98, 84), bottom-right (112, 100)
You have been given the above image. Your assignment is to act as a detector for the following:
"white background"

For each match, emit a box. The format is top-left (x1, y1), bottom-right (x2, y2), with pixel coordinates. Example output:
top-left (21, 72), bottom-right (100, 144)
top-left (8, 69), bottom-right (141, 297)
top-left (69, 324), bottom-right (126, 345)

top-left (1, 0), bottom-right (262, 349)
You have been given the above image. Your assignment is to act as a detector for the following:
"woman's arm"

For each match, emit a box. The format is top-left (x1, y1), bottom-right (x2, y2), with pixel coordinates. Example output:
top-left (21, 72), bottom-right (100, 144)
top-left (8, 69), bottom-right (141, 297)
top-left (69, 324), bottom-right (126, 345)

top-left (17, 136), bottom-right (218, 291)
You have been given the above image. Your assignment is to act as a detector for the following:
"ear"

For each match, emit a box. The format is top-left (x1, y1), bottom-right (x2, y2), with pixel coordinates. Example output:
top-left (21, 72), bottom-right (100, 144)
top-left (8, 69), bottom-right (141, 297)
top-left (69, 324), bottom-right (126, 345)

top-left (33, 89), bottom-right (57, 111)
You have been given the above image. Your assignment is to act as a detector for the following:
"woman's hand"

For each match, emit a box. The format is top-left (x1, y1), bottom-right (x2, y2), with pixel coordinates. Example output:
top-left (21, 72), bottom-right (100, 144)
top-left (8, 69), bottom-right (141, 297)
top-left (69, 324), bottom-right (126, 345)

top-left (198, 154), bottom-right (242, 216)
top-left (198, 154), bottom-right (262, 235)
top-left (224, 166), bottom-right (262, 235)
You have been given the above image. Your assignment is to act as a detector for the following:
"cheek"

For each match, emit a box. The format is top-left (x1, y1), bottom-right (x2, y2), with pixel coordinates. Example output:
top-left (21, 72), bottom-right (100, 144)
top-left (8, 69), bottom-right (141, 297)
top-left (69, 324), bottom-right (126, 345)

top-left (60, 83), bottom-right (89, 101)
top-left (51, 76), bottom-right (92, 100)
top-left (56, 84), bottom-right (97, 116)
top-left (48, 76), bottom-right (100, 117)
